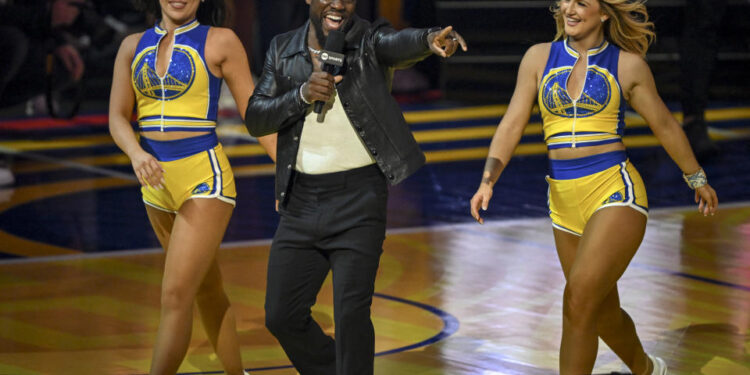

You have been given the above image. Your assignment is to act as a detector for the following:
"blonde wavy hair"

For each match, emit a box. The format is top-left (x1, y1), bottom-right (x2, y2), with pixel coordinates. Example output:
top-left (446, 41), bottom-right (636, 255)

top-left (551, 0), bottom-right (655, 57)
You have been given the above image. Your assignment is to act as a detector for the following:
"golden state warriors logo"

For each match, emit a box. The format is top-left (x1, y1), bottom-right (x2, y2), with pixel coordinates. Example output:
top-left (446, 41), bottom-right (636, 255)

top-left (541, 67), bottom-right (611, 118)
top-left (133, 47), bottom-right (195, 100)
top-left (604, 191), bottom-right (624, 204)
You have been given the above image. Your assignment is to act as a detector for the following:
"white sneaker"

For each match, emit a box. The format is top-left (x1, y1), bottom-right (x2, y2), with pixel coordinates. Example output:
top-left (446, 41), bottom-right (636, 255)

top-left (648, 354), bottom-right (667, 375)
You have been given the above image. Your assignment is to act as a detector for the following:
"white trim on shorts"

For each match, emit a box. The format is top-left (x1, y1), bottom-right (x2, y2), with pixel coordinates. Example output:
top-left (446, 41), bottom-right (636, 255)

top-left (593, 161), bottom-right (648, 218)
top-left (143, 199), bottom-right (178, 214)
top-left (186, 148), bottom-right (236, 207)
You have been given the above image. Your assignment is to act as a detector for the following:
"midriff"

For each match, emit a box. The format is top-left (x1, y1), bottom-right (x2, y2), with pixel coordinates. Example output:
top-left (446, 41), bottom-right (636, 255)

top-left (140, 130), bottom-right (212, 141)
top-left (548, 141), bottom-right (625, 160)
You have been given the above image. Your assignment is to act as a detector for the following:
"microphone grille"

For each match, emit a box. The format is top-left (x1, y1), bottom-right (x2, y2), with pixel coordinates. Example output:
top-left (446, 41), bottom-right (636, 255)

top-left (324, 30), bottom-right (346, 53)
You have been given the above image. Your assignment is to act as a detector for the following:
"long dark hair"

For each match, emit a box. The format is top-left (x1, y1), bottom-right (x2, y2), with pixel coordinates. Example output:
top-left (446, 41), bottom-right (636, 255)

top-left (132, 0), bottom-right (229, 27)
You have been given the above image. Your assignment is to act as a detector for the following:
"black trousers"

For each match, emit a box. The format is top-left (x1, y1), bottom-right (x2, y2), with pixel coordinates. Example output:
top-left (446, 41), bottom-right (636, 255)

top-left (265, 164), bottom-right (387, 375)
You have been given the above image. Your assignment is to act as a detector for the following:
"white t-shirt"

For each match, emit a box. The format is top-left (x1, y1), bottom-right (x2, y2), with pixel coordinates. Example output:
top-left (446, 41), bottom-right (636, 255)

top-left (295, 89), bottom-right (376, 174)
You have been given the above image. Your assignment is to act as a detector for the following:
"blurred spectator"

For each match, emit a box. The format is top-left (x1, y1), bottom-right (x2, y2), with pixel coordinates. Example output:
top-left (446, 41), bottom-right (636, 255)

top-left (392, 0), bottom-right (439, 94)
top-left (680, 0), bottom-right (726, 160)
top-left (0, 0), bottom-right (85, 186)
top-left (0, 0), bottom-right (85, 110)
top-left (250, 0), bottom-right (307, 76)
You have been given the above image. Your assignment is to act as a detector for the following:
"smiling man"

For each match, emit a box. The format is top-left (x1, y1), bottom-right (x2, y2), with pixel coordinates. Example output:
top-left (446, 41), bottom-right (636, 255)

top-left (244, 0), bottom-right (465, 373)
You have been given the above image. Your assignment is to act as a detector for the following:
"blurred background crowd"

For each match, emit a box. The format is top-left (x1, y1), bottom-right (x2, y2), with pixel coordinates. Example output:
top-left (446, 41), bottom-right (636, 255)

top-left (1, 0), bottom-right (749, 187)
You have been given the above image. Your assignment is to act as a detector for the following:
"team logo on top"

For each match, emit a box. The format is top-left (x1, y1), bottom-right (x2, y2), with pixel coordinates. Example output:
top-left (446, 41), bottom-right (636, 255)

top-left (133, 47), bottom-right (196, 100)
top-left (192, 182), bottom-right (210, 194)
top-left (541, 66), bottom-right (612, 118)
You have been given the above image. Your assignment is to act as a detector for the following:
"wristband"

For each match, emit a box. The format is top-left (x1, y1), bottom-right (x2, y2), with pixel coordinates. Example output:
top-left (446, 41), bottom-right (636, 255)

top-left (299, 83), bottom-right (311, 105)
top-left (683, 168), bottom-right (707, 189)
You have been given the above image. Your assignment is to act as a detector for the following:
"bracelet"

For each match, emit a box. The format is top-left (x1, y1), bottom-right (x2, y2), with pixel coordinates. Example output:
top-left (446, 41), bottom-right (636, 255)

top-left (683, 168), bottom-right (707, 190)
top-left (299, 83), bottom-right (311, 105)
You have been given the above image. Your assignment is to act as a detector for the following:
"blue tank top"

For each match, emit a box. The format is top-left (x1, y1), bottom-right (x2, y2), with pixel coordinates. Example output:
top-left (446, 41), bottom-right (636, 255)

top-left (538, 39), bottom-right (626, 149)
top-left (131, 20), bottom-right (222, 132)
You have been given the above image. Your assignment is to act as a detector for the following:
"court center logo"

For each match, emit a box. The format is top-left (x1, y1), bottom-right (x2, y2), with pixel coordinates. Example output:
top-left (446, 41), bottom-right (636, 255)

top-left (133, 47), bottom-right (196, 100)
top-left (541, 66), bottom-right (612, 118)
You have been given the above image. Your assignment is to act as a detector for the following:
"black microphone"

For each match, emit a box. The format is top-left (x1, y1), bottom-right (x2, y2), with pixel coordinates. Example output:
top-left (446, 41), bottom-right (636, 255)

top-left (314, 30), bottom-right (346, 114)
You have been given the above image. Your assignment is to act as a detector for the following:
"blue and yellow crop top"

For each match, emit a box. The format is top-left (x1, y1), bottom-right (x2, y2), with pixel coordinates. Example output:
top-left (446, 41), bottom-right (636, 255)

top-left (538, 39), bottom-right (625, 149)
top-left (131, 20), bottom-right (221, 132)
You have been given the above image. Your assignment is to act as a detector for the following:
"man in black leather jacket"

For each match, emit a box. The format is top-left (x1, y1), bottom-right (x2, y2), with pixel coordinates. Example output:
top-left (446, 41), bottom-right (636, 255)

top-left (245, 0), bottom-right (465, 373)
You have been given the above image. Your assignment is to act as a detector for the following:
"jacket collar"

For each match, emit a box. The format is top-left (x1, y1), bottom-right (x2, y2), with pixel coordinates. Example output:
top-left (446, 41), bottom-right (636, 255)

top-left (281, 16), bottom-right (366, 59)
top-left (280, 21), bottom-right (310, 58)
top-left (343, 15), bottom-right (367, 50)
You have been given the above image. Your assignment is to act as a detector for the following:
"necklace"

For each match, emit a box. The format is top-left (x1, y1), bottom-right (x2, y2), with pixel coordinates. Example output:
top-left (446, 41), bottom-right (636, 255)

top-left (308, 46), bottom-right (321, 55)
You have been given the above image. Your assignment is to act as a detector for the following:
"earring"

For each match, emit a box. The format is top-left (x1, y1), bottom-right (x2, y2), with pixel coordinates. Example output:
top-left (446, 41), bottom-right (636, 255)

top-left (601, 18), bottom-right (606, 22)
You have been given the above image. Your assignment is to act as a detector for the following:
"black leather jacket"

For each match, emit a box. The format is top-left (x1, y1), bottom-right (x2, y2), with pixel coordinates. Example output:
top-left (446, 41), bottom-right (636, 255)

top-left (245, 16), bottom-right (433, 203)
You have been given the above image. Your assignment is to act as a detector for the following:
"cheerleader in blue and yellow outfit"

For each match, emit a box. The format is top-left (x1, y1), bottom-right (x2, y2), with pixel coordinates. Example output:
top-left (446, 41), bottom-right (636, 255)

top-left (109, 0), bottom-right (275, 374)
top-left (470, 1), bottom-right (717, 374)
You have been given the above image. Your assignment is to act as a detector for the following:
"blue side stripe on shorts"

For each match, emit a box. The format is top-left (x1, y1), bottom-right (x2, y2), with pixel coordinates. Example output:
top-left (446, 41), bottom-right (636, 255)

top-left (618, 162), bottom-right (632, 203)
top-left (207, 148), bottom-right (221, 196)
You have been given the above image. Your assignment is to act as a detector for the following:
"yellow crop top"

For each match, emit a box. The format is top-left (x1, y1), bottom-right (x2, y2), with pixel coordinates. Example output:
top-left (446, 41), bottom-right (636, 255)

top-left (538, 39), bottom-right (626, 149)
top-left (131, 20), bottom-right (222, 132)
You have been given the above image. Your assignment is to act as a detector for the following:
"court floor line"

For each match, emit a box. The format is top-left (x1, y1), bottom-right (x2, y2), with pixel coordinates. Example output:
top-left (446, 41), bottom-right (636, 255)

top-left (4, 108), bottom-right (747, 155)
top-left (122, 292), bottom-right (460, 375)
top-left (2, 201), bottom-right (748, 265)
top-left (4, 203), bottom-right (749, 297)
top-left (634, 263), bottom-right (750, 293)
top-left (3, 105), bottom-right (748, 179)
top-left (8, 128), bottom-right (745, 178)
top-left (0, 145), bottom-right (135, 181)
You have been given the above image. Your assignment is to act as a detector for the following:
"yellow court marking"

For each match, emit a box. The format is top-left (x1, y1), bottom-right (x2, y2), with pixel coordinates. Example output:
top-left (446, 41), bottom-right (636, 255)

top-left (0, 134), bottom-right (114, 151)
top-left (0, 363), bottom-right (38, 375)
top-left (5, 131), bottom-right (728, 194)
top-left (424, 142), bottom-right (550, 163)
top-left (0, 241), bottom-right (450, 374)
top-left (223, 143), bottom-right (276, 157)
top-left (0, 177), bottom-right (134, 212)
top-left (12, 143), bottom-right (271, 173)
top-left (231, 163), bottom-right (276, 177)
top-left (13, 153), bottom-right (133, 173)
top-left (0, 233), bottom-right (79, 257)
top-left (77, 258), bottom-right (163, 286)
top-left (0, 296), bottom-right (159, 325)
top-left (0, 207), bottom-right (748, 373)
top-left (704, 106), bottom-right (750, 122)
top-left (404, 104), bottom-right (510, 123)
top-left (4, 105), bottom-right (750, 188)
top-left (3, 105), bottom-right (750, 153)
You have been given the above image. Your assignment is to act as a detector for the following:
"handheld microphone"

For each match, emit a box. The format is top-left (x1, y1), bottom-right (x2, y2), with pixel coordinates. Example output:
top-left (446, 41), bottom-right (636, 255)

top-left (314, 30), bottom-right (346, 114)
